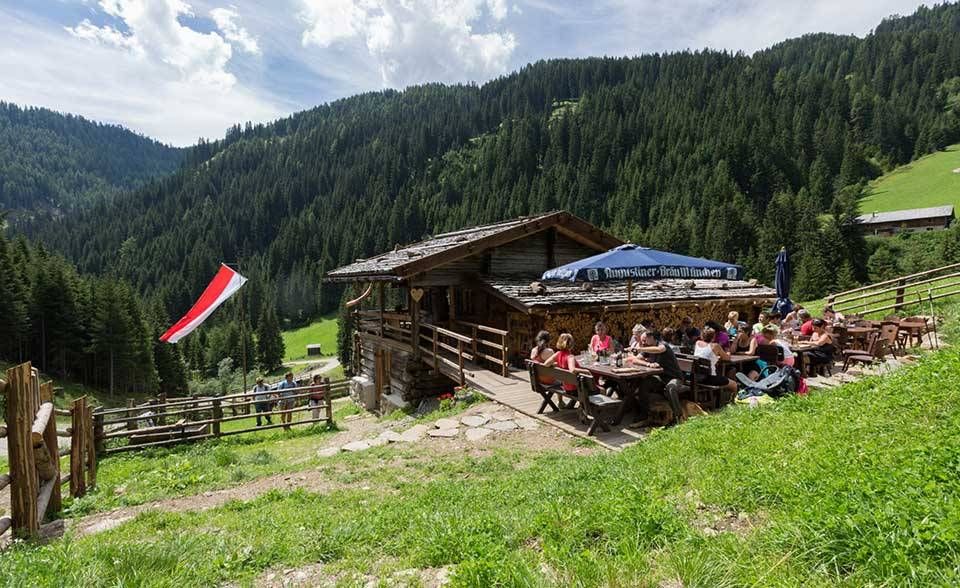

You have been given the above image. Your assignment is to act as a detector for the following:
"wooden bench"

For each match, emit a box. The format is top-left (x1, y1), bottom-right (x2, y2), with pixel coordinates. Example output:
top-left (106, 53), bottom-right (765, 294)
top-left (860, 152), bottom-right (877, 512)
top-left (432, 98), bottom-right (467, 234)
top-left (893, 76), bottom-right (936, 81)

top-left (527, 361), bottom-right (622, 436)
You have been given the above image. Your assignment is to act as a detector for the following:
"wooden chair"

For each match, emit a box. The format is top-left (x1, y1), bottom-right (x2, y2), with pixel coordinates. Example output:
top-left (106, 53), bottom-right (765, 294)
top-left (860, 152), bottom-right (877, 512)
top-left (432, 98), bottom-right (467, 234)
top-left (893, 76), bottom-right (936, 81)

top-left (878, 322), bottom-right (901, 357)
top-left (677, 356), bottom-right (727, 409)
top-left (755, 343), bottom-right (783, 366)
top-left (842, 332), bottom-right (886, 372)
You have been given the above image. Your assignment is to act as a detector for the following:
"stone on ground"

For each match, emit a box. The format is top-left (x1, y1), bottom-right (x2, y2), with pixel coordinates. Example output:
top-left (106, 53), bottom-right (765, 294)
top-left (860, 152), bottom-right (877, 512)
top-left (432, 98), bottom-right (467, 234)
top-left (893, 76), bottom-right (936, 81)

top-left (514, 415), bottom-right (539, 430)
top-left (399, 424), bottom-right (429, 442)
top-left (434, 418), bottom-right (459, 430)
top-left (489, 410), bottom-right (516, 422)
top-left (342, 440), bottom-right (371, 452)
top-left (428, 428), bottom-right (459, 438)
top-left (378, 430), bottom-right (404, 443)
top-left (365, 436), bottom-right (389, 447)
top-left (460, 414), bottom-right (490, 428)
top-left (487, 420), bottom-right (518, 432)
top-left (465, 427), bottom-right (494, 442)
top-left (316, 447), bottom-right (341, 458)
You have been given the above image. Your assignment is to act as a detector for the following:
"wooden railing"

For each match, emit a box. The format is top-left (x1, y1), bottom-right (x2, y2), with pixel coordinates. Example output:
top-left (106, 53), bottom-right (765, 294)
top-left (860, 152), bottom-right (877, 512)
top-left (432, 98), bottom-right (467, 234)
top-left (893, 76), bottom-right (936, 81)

top-left (828, 262), bottom-right (960, 317)
top-left (419, 323), bottom-right (473, 385)
top-left (451, 320), bottom-right (510, 377)
top-left (355, 310), bottom-right (412, 345)
top-left (0, 362), bottom-right (95, 540)
top-left (93, 380), bottom-right (350, 455)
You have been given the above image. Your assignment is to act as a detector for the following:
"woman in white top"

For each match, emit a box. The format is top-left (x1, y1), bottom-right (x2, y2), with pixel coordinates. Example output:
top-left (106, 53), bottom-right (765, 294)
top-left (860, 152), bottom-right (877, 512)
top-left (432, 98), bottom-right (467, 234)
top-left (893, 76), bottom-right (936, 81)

top-left (693, 327), bottom-right (738, 396)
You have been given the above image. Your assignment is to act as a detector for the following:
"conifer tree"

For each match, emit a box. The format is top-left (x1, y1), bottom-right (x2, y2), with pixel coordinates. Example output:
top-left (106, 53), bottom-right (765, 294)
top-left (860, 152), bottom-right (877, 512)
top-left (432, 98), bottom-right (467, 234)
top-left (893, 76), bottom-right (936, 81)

top-left (255, 303), bottom-right (285, 372)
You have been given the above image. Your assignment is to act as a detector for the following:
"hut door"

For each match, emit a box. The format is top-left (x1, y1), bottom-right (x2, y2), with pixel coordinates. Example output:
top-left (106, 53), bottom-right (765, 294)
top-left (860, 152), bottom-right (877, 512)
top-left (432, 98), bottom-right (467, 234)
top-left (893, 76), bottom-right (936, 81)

top-left (374, 350), bottom-right (389, 405)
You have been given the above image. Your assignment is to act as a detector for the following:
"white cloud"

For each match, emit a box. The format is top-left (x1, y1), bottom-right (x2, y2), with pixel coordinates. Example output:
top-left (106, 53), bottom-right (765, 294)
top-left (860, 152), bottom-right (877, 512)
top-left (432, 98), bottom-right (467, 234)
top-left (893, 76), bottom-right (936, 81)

top-left (210, 5), bottom-right (261, 55)
top-left (299, 0), bottom-right (517, 87)
top-left (3, 9), bottom-right (280, 145)
top-left (66, 0), bottom-right (237, 89)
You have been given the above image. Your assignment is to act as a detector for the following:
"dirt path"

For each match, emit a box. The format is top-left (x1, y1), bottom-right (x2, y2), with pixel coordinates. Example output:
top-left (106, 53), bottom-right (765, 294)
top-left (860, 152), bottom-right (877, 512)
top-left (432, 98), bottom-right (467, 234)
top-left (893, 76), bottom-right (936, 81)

top-left (70, 403), bottom-right (591, 538)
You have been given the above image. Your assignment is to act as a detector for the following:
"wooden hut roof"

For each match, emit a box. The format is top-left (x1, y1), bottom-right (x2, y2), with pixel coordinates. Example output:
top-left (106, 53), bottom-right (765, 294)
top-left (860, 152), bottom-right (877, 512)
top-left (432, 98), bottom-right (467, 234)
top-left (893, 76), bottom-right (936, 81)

top-left (480, 277), bottom-right (776, 312)
top-left (325, 211), bottom-right (622, 282)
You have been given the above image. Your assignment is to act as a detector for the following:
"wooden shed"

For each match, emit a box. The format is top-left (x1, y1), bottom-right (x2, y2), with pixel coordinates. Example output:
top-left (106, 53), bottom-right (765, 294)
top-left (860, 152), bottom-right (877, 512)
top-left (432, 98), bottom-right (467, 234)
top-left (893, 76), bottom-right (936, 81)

top-left (325, 211), bottom-right (774, 408)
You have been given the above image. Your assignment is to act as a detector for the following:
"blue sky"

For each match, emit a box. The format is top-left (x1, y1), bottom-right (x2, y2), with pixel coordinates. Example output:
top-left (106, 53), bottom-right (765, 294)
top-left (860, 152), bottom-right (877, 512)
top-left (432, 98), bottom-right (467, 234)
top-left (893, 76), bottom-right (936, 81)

top-left (0, 0), bottom-right (932, 146)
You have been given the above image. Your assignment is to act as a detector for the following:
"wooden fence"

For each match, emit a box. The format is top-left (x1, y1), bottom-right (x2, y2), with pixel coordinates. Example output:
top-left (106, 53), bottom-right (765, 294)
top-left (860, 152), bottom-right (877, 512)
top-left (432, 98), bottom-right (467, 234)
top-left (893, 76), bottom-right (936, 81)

top-left (93, 379), bottom-right (351, 455)
top-left (0, 362), bottom-right (96, 540)
top-left (828, 262), bottom-right (960, 317)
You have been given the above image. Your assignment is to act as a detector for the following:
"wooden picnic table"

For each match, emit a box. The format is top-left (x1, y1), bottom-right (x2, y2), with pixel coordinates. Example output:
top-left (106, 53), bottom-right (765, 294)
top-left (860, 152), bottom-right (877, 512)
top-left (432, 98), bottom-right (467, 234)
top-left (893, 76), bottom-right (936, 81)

top-left (585, 362), bottom-right (663, 424)
top-left (789, 341), bottom-right (819, 375)
top-left (844, 326), bottom-right (876, 351)
top-left (717, 353), bottom-right (758, 379)
top-left (899, 320), bottom-right (927, 348)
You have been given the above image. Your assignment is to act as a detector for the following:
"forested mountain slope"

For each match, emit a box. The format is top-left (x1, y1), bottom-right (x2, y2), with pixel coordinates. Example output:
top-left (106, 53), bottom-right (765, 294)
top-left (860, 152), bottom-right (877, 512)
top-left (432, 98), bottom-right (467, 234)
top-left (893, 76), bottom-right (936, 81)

top-left (0, 102), bottom-right (183, 212)
top-left (23, 2), bottom-right (960, 324)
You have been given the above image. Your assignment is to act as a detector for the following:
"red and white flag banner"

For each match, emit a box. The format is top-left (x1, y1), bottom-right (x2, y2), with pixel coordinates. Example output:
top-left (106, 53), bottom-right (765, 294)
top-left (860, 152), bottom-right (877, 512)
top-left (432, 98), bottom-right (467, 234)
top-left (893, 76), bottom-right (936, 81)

top-left (160, 264), bottom-right (247, 343)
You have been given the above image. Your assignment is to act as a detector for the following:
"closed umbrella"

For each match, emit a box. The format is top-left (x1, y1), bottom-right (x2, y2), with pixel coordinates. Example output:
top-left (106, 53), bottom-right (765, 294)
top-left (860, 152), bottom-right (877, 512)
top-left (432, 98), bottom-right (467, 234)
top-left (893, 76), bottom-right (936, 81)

top-left (773, 247), bottom-right (792, 316)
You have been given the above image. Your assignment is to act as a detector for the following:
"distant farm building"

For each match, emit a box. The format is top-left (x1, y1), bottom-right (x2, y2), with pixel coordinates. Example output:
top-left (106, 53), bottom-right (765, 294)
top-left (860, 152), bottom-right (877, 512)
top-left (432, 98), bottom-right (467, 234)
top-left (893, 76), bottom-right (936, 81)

top-left (857, 205), bottom-right (955, 236)
top-left (325, 211), bottom-right (774, 412)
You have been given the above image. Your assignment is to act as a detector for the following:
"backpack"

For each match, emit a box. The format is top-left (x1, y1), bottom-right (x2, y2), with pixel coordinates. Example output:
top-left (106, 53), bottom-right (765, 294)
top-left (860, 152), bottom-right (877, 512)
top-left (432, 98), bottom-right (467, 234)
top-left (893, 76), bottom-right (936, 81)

top-left (735, 366), bottom-right (801, 399)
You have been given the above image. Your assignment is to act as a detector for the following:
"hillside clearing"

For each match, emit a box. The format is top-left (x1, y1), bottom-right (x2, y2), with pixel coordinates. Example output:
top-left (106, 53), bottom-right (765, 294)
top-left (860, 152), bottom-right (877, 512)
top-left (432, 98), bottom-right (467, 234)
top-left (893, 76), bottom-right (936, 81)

top-left (3, 330), bottom-right (960, 585)
top-left (861, 143), bottom-right (960, 213)
top-left (282, 317), bottom-right (338, 362)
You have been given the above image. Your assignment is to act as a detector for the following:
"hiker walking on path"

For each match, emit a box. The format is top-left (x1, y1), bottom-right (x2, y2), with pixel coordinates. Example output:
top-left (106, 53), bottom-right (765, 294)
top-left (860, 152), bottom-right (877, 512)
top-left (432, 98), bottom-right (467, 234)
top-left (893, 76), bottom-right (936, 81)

top-left (253, 377), bottom-right (273, 427)
top-left (276, 371), bottom-right (298, 430)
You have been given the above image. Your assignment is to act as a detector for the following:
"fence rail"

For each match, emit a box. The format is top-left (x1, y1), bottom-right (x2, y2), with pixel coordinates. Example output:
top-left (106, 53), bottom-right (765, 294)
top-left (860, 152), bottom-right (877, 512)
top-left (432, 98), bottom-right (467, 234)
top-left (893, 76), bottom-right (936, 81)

top-left (94, 380), bottom-right (350, 455)
top-left (828, 262), bottom-right (960, 317)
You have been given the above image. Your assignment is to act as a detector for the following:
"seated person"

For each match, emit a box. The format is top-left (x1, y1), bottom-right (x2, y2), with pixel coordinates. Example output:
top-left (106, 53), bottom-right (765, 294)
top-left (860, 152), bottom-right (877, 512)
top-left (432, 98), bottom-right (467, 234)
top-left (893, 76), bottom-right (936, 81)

top-left (676, 317), bottom-right (693, 346)
top-left (705, 320), bottom-right (730, 350)
top-left (693, 327), bottom-right (739, 397)
top-left (724, 311), bottom-right (739, 336)
top-left (765, 312), bottom-right (782, 335)
top-left (543, 333), bottom-right (593, 400)
top-left (626, 330), bottom-right (686, 425)
top-left (806, 320), bottom-right (835, 372)
top-left (798, 310), bottom-right (814, 337)
top-left (732, 322), bottom-right (752, 353)
top-left (752, 312), bottom-right (769, 335)
top-left (660, 327), bottom-right (680, 353)
top-left (529, 330), bottom-right (556, 385)
top-left (681, 327), bottom-right (700, 352)
top-left (783, 305), bottom-right (804, 329)
top-left (627, 323), bottom-right (646, 350)
top-left (589, 321), bottom-right (615, 356)
top-left (823, 306), bottom-right (845, 324)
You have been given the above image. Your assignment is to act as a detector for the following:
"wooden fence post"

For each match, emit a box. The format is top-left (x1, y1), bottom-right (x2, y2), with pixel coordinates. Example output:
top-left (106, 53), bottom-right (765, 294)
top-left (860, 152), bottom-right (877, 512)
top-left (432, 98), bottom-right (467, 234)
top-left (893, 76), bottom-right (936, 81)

top-left (211, 398), bottom-right (222, 437)
top-left (93, 411), bottom-right (105, 456)
top-left (325, 397), bottom-right (334, 425)
top-left (895, 278), bottom-right (906, 312)
top-left (85, 400), bottom-right (96, 489)
top-left (6, 363), bottom-right (39, 538)
top-left (126, 399), bottom-right (137, 432)
top-left (157, 392), bottom-right (167, 426)
top-left (70, 397), bottom-right (85, 498)
top-left (40, 382), bottom-right (61, 516)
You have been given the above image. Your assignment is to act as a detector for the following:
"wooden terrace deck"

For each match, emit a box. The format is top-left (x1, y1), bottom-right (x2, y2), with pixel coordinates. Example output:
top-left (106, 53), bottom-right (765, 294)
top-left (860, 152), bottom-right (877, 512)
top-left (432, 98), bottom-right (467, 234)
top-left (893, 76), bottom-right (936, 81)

top-left (462, 364), bottom-right (646, 450)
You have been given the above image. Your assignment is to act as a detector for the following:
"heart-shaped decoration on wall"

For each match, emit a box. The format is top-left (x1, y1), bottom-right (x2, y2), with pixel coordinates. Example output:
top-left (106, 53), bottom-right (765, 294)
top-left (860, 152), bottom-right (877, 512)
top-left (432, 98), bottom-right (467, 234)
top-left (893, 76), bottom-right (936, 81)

top-left (410, 288), bottom-right (425, 302)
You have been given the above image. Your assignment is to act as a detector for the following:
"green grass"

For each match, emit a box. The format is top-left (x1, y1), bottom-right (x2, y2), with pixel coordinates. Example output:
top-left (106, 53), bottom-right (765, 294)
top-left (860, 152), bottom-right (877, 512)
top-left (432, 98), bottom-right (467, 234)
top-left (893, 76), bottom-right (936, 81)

top-left (861, 143), bottom-right (960, 213)
top-left (282, 316), bottom-right (338, 362)
top-left (5, 327), bottom-right (960, 585)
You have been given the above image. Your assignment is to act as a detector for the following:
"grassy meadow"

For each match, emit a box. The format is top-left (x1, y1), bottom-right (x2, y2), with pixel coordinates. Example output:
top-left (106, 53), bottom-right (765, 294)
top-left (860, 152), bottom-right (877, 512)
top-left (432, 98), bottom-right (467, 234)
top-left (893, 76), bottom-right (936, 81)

top-left (861, 143), bottom-right (960, 213)
top-left (1, 308), bottom-right (959, 586)
top-left (282, 316), bottom-right (338, 362)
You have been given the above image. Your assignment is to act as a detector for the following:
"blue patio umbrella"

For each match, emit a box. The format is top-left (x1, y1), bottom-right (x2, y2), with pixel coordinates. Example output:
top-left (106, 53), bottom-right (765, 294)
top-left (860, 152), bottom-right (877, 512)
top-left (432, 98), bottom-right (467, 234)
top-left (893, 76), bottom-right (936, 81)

top-left (772, 247), bottom-right (792, 316)
top-left (542, 244), bottom-right (745, 311)
top-left (541, 244), bottom-right (744, 282)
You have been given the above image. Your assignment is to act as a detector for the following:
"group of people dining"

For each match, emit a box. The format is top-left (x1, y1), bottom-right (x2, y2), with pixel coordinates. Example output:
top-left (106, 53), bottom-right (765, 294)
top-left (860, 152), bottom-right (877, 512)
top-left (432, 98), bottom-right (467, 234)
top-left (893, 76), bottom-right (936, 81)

top-left (528, 306), bottom-right (844, 427)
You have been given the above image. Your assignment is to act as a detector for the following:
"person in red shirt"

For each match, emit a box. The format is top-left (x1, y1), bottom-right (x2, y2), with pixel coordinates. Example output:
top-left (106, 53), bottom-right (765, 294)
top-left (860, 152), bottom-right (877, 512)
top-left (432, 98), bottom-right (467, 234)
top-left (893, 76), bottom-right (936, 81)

top-left (544, 333), bottom-right (592, 394)
top-left (798, 310), bottom-right (814, 336)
